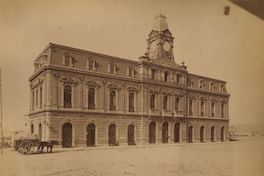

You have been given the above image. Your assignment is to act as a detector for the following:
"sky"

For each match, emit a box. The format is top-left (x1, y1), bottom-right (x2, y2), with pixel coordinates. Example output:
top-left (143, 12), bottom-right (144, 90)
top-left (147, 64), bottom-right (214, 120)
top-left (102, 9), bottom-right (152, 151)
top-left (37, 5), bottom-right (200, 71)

top-left (0, 0), bottom-right (264, 132)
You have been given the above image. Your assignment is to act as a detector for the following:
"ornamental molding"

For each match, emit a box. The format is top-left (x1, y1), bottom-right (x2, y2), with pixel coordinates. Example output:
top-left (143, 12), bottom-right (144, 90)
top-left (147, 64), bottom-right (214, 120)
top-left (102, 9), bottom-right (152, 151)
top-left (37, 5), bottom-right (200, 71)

top-left (127, 86), bottom-right (139, 92)
top-left (85, 80), bottom-right (101, 88)
top-left (60, 75), bottom-right (78, 86)
top-left (107, 83), bottom-right (121, 90)
top-left (30, 76), bottom-right (44, 88)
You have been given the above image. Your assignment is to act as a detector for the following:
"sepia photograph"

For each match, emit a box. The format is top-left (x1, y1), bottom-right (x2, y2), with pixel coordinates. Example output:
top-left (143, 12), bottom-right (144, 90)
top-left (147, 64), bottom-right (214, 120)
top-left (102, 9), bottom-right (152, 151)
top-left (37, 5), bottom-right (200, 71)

top-left (0, 0), bottom-right (264, 176)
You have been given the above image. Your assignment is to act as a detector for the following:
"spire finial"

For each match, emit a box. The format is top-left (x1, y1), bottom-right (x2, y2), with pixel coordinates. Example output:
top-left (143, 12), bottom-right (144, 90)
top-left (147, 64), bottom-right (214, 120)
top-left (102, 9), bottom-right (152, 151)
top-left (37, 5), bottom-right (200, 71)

top-left (152, 13), bottom-right (169, 32)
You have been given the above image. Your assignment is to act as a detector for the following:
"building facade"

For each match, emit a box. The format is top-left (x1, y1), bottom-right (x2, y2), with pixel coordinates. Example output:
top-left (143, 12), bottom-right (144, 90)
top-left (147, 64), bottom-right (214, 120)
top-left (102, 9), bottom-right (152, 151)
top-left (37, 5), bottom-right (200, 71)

top-left (28, 15), bottom-right (230, 147)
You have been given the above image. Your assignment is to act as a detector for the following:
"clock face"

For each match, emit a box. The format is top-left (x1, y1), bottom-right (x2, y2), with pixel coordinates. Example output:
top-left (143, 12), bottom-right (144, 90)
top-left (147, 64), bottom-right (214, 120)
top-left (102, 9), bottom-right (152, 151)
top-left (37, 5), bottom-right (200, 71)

top-left (163, 41), bottom-right (171, 51)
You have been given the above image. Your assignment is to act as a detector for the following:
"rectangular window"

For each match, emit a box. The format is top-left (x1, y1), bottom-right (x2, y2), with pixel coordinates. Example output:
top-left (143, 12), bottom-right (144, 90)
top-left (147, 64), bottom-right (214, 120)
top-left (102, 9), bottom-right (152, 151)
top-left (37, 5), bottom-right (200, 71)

top-left (201, 101), bottom-right (204, 116)
top-left (176, 74), bottom-right (181, 83)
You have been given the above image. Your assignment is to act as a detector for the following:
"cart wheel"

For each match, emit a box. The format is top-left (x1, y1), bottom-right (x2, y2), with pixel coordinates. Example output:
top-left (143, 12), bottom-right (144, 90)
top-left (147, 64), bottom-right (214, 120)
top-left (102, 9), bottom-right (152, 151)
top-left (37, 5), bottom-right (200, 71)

top-left (18, 141), bottom-right (27, 154)
top-left (24, 142), bottom-right (34, 155)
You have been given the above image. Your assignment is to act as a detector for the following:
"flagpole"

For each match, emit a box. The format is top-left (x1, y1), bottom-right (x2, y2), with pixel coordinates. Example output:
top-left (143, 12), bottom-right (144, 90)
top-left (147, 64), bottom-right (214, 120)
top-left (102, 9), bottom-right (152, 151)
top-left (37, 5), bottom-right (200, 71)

top-left (0, 67), bottom-right (3, 154)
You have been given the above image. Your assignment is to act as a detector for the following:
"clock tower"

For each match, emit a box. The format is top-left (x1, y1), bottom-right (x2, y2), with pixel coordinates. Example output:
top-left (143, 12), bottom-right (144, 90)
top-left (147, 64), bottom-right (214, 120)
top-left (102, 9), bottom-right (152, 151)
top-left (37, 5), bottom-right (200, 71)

top-left (145, 15), bottom-right (175, 62)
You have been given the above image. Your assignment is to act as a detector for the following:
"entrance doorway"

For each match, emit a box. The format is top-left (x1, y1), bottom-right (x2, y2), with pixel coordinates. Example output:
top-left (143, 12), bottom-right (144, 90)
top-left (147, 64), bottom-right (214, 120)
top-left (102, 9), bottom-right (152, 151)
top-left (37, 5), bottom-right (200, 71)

top-left (62, 123), bottom-right (72, 148)
top-left (87, 123), bottom-right (96, 146)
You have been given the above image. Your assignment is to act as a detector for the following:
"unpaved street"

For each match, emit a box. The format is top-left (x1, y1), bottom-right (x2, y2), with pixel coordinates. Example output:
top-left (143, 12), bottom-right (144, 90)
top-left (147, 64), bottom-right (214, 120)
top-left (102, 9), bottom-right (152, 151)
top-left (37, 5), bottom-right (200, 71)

top-left (0, 137), bottom-right (263, 176)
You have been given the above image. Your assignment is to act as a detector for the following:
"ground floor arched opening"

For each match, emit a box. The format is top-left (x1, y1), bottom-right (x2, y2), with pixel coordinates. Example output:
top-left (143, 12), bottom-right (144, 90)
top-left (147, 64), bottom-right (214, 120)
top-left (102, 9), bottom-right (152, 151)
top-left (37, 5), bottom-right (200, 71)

top-left (149, 121), bottom-right (156, 144)
top-left (211, 126), bottom-right (215, 142)
top-left (200, 126), bottom-right (204, 142)
top-left (87, 123), bottom-right (96, 147)
top-left (188, 126), bottom-right (193, 143)
top-left (221, 127), bottom-right (225, 142)
top-left (62, 123), bottom-right (72, 148)
top-left (162, 122), bottom-right (169, 143)
top-left (128, 124), bottom-right (135, 145)
top-left (174, 122), bottom-right (180, 143)
top-left (108, 124), bottom-right (117, 145)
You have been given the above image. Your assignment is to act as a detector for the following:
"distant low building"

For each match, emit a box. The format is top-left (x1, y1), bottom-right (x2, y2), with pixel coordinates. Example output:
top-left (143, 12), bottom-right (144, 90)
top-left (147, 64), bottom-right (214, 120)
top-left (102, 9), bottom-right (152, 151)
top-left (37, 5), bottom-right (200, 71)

top-left (28, 15), bottom-right (230, 147)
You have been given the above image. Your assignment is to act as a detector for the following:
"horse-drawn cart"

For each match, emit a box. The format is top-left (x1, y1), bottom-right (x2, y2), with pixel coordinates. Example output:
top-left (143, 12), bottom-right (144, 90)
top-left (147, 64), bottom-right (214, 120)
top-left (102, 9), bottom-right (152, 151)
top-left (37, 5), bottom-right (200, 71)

top-left (14, 138), bottom-right (59, 155)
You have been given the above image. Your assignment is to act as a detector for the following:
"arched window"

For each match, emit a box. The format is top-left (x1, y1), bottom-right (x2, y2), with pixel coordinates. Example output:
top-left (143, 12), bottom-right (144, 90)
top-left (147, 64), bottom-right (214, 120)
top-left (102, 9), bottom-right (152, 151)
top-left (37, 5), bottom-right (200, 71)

top-left (110, 91), bottom-right (116, 111)
top-left (64, 54), bottom-right (71, 66)
top-left (32, 91), bottom-right (35, 110)
top-left (31, 124), bottom-right (34, 134)
top-left (163, 96), bottom-right (168, 110)
top-left (40, 87), bottom-right (42, 108)
top-left (150, 94), bottom-right (155, 109)
top-left (39, 123), bottom-right (42, 139)
top-left (36, 90), bottom-right (38, 107)
top-left (88, 88), bottom-right (95, 109)
top-left (201, 101), bottom-right (204, 116)
top-left (64, 85), bottom-right (72, 108)
top-left (189, 100), bottom-right (193, 115)
top-left (211, 102), bottom-right (215, 117)
top-left (164, 72), bottom-right (168, 82)
top-left (175, 97), bottom-right (180, 111)
top-left (128, 93), bottom-right (134, 112)
top-left (221, 103), bottom-right (225, 117)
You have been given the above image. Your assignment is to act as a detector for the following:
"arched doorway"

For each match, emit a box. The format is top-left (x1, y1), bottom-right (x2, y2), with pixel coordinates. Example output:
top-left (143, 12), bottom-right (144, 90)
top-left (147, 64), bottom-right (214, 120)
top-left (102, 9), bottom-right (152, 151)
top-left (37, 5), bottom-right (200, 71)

top-left (62, 123), bottom-right (72, 148)
top-left (211, 126), bottom-right (215, 142)
top-left (128, 124), bottom-right (135, 145)
top-left (221, 127), bottom-right (225, 142)
top-left (149, 121), bottom-right (156, 144)
top-left (200, 126), bottom-right (204, 142)
top-left (39, 123), bottom-right (42, 140)
top-left (188, 126), bottom-right (193, 143)
top-left (108, 124), bottom-right (117, 145)
top-left (174, 122), bottom-right (180, 143)
top-left (87, 123), bottom-right (96, 146)
top-left (162, 122), bottom-right (169, 143)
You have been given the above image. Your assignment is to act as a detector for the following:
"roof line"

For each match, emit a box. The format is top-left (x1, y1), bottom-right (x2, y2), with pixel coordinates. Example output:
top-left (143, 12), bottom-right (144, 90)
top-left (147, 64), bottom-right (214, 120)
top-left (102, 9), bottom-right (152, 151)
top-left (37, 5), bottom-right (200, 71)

top-left (48, 42), bottom-right (138, 64)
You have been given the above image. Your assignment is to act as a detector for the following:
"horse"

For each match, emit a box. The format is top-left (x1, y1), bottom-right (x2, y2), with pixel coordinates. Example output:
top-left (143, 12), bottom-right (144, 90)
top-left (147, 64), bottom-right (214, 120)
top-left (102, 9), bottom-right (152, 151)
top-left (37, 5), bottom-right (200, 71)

top-left (37, 140), bottom-right (59, 153)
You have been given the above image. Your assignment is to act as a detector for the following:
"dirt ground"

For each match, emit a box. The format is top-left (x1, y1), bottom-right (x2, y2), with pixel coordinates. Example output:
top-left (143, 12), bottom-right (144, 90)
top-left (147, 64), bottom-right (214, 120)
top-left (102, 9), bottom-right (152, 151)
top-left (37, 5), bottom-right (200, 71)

top-left (0, 136), bottom-right (263, 176)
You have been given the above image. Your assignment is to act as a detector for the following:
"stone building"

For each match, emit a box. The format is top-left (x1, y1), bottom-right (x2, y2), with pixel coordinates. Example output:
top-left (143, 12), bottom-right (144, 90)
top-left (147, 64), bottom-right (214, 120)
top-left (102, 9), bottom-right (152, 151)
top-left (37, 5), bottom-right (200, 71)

top-left (28, 15), bottom-right (230, 147)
